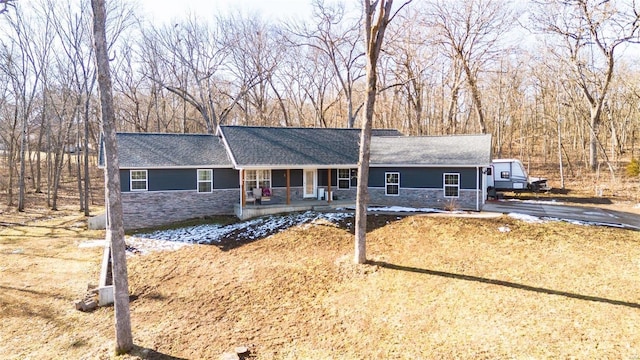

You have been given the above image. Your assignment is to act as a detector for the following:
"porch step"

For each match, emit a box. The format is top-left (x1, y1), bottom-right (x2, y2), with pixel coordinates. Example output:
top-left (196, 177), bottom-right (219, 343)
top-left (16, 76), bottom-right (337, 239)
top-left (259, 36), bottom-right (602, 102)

top-left (312, 205), bottom-right (333, 211)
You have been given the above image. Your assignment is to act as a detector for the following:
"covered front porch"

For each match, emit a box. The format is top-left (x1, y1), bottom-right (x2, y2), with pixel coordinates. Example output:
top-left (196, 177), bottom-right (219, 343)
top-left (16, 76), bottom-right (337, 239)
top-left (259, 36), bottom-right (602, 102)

top-left (234, 198), bottom-right (355, 220)
top-left (237, 168), bottom-right (357, 220)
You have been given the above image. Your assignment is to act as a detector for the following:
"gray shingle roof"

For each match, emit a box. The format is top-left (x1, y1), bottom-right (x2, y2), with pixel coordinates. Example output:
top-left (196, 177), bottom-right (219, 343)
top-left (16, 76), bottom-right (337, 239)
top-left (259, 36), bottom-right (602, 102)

top-left (219, 126), bottom-right (402, 167)
top-left (370, 134), bottom-right (492, 166)
top-left (105, 128), bottom-right (489, 170)
top-left (113, 133), bottom-right (231, 168)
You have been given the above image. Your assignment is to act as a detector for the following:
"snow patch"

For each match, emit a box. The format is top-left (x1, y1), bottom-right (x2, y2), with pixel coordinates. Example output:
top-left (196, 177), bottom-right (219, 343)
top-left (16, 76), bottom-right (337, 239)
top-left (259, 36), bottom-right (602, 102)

top-left (126, 237), bottom-right (191, 255)
top-left (508, 212), bottom-right (546, 224)
top-left (78, 240), bottom-right (106, 248)
top-left (368, 206), bottom-right (447, 213)
top-left (508, 212), bottom-right (626, 229)
top-left (127, 211), bottom-right (353, 254)
top-left (504, 199), bottom-right (565, 205)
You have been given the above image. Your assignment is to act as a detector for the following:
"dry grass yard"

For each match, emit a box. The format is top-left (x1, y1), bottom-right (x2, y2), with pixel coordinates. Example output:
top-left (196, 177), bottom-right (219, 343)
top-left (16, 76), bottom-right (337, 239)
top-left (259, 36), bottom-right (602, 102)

top-left (2, 198), bottom-right (640, 359)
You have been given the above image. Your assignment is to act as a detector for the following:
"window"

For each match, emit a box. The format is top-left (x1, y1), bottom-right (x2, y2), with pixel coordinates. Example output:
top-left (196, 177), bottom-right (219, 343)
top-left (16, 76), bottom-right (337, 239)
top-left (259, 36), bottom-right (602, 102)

top-left (338, 169), bottom-right (350, 189)
top-left (197, 169), bottom-right (213, 193)
top-left (130, 170), bottom-right (148, 191)
top-left (444, 173), bottom-right (459, 197)
top-left (245, 169), bottom-right (271, 191)
top-left (385, 172), bottom-right (399, 196)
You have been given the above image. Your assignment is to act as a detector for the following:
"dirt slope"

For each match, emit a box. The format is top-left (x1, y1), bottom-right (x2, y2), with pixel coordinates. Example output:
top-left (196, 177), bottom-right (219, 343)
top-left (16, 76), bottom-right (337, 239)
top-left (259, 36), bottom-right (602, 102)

top-left (3, 212), bottom-right (640, 359)
top-left (121, 215), bottom-right (640, 359)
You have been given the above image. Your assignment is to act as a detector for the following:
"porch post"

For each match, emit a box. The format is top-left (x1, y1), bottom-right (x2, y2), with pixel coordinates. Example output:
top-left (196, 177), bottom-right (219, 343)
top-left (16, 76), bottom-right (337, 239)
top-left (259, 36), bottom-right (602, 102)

top-left (327, 168), bottom-right (332, 203)
top-left (286, 169), bottom-right (291, 205)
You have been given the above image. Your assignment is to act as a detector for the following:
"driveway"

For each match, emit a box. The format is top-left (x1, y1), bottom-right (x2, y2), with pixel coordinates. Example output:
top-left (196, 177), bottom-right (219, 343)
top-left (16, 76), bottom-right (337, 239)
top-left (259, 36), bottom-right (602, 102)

top-left (483, 200), bottom-right (640, 230)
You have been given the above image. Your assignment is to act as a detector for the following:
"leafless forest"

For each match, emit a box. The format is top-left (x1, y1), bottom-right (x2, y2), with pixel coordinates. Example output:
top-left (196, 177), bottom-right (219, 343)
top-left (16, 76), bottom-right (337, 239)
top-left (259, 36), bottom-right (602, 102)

top-left (1, 0), bottom-right (640, 211)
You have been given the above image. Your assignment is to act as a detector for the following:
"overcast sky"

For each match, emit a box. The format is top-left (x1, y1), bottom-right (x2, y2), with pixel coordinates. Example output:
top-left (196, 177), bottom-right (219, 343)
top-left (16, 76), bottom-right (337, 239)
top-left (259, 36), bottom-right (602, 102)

top-left (136, 0), bottom-right (318, 25)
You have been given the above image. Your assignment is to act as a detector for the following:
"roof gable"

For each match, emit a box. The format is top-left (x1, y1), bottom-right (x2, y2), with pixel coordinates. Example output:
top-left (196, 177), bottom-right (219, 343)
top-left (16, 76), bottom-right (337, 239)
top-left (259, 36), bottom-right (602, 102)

top-left (219, 126), bottom-right (400, 167)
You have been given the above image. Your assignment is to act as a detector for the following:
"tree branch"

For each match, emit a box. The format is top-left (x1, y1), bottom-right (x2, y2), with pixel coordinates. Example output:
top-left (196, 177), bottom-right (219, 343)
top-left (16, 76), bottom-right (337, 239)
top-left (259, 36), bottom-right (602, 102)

top-left (0, 0), bottom-right (14, 15)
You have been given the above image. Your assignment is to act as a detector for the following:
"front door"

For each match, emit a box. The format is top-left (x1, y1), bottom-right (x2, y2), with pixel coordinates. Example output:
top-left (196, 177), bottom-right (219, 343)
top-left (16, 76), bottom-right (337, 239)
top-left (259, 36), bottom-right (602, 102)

top-left (303, 169), bottom-right (317, 198)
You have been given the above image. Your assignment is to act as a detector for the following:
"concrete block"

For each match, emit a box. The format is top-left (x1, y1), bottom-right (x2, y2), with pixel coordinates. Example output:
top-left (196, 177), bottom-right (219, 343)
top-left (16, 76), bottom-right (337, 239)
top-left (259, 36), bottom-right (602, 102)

top-left (88, 212), bottom-right (106, 230)
top-left (98, 285), bottom-right (114, 306)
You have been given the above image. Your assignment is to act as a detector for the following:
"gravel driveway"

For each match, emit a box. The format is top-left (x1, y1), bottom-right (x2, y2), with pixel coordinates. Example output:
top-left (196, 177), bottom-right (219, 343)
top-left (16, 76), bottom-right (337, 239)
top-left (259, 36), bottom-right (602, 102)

top-left (483, 200), bottom-right (640, 230)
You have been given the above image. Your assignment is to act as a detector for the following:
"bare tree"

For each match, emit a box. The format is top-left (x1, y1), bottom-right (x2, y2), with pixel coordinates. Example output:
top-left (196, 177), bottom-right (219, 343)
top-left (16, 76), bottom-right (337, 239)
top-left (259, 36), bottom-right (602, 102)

top-left (286, 0), bottom-right (365, 128)
top-left (281, 44), bottom-right (341, 127)
top-left (221, 12), bottom-right (284, 126)
top-left (91, 0), bottom-right (133, 354)
top-left (141, 16), bottom-right (234, 133)
top-left (46, 78), bottom-right (77, 211)
top-left (113, 42), bottom-right (156, 132)
top-left (115, 26), bottom-right (180, 133)
top-left (531, 0), bottom-right (640, 171)
top-left (355, 0), bottom-right (412, 264)
top-left (384, 6), bottom-right (435, 134)
top-left (50, 0), bottom-right (133, 214)
top-left (0, 0), bottom-right (13, 15)
top-left (48, 0), bottom-right (94, 213)
top-left (425, 0), bottom-right (516, 134)
top-left (0, 46), bottom-right (20, 206)
top-left (0, 1), bottom-right (53, 211)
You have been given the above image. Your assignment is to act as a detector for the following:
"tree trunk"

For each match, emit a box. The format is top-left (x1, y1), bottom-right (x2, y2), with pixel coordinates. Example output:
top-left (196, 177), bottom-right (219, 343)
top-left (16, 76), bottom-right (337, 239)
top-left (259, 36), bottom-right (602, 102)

top-left (462, 62), bottom-right (487, 134)
top-left (91, 0), bottom-right (133, 354)
top-left (51, 151), bottom-right (62, 211)
top-left (35, 106), bottom-right (45, 193)
top-left (46, 124), bottom-right (51, 207)
top-left (589, 106), bottom-right (600, 170)
top-left (17, 107), bottom-right (27, 211)
top-left (355, 101), bottom-right (373, 263)
top-left (84, 100), bottom-right (91, 215)
top-left (76, 115), bottom-right (84, 212)
top-left (347, 98), bottom-right (355, 128)
top-left (355, 0), bottom-right (404, 264)
top-left (7, 106), bottom-right (19, 206)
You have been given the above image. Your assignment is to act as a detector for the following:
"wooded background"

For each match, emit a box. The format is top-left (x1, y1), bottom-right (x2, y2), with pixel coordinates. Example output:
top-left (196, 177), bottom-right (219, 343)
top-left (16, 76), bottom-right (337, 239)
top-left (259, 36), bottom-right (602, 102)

top-left (1, 0), bottom-right (639, 212)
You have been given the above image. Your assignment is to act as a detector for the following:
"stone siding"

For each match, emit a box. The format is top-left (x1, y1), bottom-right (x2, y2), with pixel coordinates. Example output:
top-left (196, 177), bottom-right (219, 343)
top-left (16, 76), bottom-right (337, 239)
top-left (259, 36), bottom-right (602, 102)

top-left (270, 187), bottom-right (304, 202)
top-left (321, 186), bottom-right (357, 201)
top-left (369, 188), bottom-right (481, 211)
top-left (122, 189), bottom-right (239, 230)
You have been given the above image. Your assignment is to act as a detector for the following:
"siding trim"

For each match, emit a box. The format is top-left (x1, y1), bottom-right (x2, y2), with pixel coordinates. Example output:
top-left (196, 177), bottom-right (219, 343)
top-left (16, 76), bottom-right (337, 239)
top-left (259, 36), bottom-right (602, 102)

top-left (121, 165), bottom-right (233, 170)
top-left (235, 165), bottom-right (357, 170)
top-left (216, 126), bottom-right (240, 169)
top-left (372, 164), bottom-right (489, 168)
top-left (122, 188), bottom-right (239, 194)
top-left (368, 186), bottom-right (482, 191)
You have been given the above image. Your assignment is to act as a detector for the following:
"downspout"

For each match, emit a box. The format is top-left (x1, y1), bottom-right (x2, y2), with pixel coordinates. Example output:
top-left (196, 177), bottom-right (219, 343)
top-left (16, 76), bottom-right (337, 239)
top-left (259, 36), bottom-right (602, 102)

top-left (481, 166), bottom-right (487, 207)
top-left (476, 166), bottom-right (480, 211)
top-left (239, 169), bottom-right (244, 218)
top-left (327, 168), bottom-right (332, 203)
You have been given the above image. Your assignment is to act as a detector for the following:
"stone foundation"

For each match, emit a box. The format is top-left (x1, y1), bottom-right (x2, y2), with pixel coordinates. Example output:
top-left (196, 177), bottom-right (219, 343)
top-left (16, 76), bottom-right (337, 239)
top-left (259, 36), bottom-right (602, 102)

top-left (121, 187), bottom-right (482, 229)
top-left (121, 189), bottom-right (239, 230)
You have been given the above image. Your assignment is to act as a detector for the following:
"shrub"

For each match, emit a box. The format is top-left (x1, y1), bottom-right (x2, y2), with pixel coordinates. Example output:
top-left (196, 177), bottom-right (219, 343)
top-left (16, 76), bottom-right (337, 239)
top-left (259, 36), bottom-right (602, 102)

top-left (626, 158), bottom-right (640, 177)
